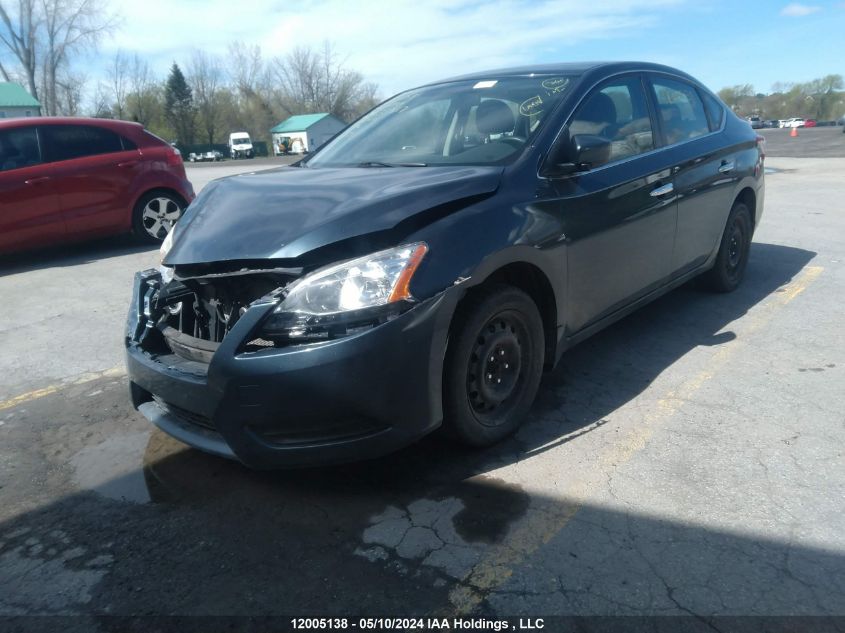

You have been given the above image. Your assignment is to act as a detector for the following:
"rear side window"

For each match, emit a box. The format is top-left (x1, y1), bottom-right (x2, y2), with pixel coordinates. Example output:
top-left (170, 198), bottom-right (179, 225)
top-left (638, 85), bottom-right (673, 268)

top-left (41, 125), bottom-right (124, 162)
top-left (0, 126), bottom-right (42, 172)
top-left (650, 76), bottom-right (711, 145)
top-left (701, 91), bottom-right (725, 131)
top-left (570, 75), bottom-right (654, 163)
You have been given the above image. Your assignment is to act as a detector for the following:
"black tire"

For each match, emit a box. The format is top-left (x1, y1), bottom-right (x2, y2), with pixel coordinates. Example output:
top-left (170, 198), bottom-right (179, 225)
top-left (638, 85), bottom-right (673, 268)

top-left (703, 201), bottom-right (752, 293)
top-left (132, 191), bottom-right (186, 244)
top-left (443, 284), bottom-right (545, 446)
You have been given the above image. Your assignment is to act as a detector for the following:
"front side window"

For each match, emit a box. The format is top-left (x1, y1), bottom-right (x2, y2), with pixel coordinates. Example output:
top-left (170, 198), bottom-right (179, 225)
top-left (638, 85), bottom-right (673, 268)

top-left (650, 76), bottom-right (711, 145)
top-left (307, 75), bottom-right (576, 167)
top-left (0, 126), bottom-right (42, 172)
top-left (41, 125), bottom-right (124, 162)
top-left (569, 75), bottom-right (654, 163)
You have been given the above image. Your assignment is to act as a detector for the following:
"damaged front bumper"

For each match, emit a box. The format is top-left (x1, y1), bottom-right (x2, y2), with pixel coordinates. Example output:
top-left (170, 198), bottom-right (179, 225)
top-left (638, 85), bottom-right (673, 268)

top-left (125, 269), bottom-right (458, 468)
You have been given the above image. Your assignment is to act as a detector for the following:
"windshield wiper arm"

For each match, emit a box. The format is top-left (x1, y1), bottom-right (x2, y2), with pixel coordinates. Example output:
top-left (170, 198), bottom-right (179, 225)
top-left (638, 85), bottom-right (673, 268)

top-left (356, 161), bottom-right (428, 168)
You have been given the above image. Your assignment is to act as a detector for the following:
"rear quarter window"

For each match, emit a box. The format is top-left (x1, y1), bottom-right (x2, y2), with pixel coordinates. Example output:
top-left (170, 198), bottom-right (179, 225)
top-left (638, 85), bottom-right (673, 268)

top-left (701, 91), bottom-right (725, 131)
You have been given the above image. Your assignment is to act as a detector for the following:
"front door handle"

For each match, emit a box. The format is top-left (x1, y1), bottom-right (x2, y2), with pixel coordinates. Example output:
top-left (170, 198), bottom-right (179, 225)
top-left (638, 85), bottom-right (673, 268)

top-left (650, 183), bottom-right (674, 197)
top-left (25, 176), bottom-right (51, 185)
top-left (718, 160), bottom-right (736, 174)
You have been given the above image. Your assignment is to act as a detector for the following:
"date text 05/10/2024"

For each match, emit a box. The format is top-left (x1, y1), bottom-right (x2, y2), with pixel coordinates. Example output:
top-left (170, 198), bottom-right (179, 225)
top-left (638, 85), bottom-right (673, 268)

top-left (289, 617), bottom-right (545, 630)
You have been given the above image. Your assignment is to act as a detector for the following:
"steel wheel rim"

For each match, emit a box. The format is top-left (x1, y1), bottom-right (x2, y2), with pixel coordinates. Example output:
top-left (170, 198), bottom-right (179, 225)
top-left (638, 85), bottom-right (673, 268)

top-left (726, 219), bottom-right (746, 280)
top-left (142, 197), bottom-right (181, 240)
top-left (466, 311), bottom-right (528, 426)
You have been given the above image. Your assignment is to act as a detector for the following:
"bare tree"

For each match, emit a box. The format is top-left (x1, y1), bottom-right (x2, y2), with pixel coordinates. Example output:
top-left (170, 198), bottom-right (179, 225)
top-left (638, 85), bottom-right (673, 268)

top-left (189, 50), bottom-right (223, 144)
top-left (126, 52), bottom-right (153, 124)
top-left (227, 41), bottom-right (264, 96)
top-left (89, 79), bottom-right (110, 117)
top-left (0, 0), bottom-right (40, 99)
top-left (40, 0), bottom-right (117, 114)
top-left (108, 49), bottom-right (128, 118)
top-left (268, 41), bottom-right (378, 121)
top-left (0, 0), bottom-right (115, 113)
top-left (226, 41), bottom-right (276, 142)
top-left (54, 69), bottom-right (84, 114)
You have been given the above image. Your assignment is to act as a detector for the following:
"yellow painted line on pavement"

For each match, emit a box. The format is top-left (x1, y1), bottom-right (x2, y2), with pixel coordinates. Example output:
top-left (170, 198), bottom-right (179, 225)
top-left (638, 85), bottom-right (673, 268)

top-left (0, 366), bottom-right (125, 412)
top-left (449, 264), bottom-right (825, 613)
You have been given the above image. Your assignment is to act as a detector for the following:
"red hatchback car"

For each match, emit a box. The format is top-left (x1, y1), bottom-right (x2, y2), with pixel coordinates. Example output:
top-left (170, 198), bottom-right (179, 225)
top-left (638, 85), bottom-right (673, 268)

top-left (0, 117), bottom-right (194, 254)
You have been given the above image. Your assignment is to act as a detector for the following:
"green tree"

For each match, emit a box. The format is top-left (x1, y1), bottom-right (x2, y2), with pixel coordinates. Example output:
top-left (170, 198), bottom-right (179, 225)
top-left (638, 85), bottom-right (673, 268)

top-left (717, 84), bottom-right (754, 111)
top-left (164, 62), bottom-right (195, 146)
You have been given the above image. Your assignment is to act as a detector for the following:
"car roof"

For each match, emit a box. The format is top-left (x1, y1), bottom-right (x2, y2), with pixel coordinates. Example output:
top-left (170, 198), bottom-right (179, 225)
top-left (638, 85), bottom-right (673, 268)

top-left (426, 61), bottom-right (699, 86)
top-left (0, 116), bottom-right (143, 131)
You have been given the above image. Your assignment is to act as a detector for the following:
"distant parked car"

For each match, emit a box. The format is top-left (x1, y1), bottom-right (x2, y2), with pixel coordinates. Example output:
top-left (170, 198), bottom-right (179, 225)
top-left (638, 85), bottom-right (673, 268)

top-left (0, 117), bottom-right (194, 254)
top-left (746, 116), bottom-right (763, 129)
top-left (188, 150), bottom-right (224, 162)
top-left (803, 119), bottom-right (817, 128)
top-left (783, 118), bottom-right (805, 128)
top-left (763, 120), bottom-right (779, 128)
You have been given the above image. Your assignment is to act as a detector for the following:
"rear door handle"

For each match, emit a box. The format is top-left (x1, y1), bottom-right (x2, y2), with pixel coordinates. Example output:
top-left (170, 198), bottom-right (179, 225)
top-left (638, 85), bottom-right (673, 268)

top-left (650, 183), bottom-right (674, 197)
top-left (718, 160), bottom-right (736, 174)
top-left (24, 176), bottom-right (51, 185)
top-left (118, 160), bottom-right (139, 168)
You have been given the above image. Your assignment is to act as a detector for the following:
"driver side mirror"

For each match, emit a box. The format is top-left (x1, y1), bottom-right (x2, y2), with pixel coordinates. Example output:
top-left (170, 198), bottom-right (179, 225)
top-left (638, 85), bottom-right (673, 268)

top-left (543, 133), bottom-right (612, 177)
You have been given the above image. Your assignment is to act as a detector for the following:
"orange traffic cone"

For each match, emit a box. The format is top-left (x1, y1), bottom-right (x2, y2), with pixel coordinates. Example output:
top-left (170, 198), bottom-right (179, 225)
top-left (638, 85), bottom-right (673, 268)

top-left (790, 127), bottom-right (798, 138)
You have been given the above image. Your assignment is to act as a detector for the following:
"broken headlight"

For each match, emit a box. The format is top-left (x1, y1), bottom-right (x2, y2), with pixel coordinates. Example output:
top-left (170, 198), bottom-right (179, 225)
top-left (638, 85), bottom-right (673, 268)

top-left (261, 243), bottom-right (428, 340)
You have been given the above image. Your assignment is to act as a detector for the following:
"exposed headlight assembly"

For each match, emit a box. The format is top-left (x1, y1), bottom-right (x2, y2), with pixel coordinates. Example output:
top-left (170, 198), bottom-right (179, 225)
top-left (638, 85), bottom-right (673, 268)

top-left (158, 225), bottom-right (177, 284)
top-left (261, 242), bottom-right (428, 341)
top-left (159, 225), bottom-right (176, 263)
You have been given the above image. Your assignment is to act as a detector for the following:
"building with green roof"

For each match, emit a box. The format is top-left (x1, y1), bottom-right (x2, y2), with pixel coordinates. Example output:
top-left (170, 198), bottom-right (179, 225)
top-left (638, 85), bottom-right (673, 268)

top-left (0, 83), bottom-right (41, 119)
top-left (270, 113), bottom-right (346, 155)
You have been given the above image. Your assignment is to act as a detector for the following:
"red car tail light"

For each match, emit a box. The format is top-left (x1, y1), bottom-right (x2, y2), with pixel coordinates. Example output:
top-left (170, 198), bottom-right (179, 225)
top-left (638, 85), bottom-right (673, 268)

top-left (166, 147), bottom-right (183, 167)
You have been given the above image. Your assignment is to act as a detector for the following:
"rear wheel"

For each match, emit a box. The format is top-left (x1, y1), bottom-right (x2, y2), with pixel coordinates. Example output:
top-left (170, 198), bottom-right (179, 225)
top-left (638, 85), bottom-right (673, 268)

top-left (443, 285), bottom-right (545, 446)
top-left (132, 191), bottom-right (186, 244)
top-left (703, 201), bottom-right (752, 292)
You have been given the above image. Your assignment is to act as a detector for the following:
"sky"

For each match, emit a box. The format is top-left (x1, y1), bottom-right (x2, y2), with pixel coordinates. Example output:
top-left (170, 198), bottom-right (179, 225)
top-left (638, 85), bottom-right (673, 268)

top-left (91, 0), bottom-right (845, 98)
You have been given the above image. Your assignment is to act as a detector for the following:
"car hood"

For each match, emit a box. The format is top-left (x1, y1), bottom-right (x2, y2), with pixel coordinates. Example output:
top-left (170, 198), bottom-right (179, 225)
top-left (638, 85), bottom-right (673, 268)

top-left (165, 165), bottom-right (503, 265)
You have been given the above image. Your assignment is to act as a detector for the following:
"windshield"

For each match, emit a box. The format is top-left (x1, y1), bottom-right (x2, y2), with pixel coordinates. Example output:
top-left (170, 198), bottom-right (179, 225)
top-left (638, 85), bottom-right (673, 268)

top-left (307, 75), bottom-right (576, 167)
top-left (233, 137), bottom-right (250, 144)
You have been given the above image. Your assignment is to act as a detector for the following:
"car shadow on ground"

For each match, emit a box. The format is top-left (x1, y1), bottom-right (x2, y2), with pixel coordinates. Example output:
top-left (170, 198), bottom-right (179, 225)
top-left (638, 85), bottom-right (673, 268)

top-left (0, 235), bottom-right (156, 277)
top-left (3, 242), bottom-right (837, 620)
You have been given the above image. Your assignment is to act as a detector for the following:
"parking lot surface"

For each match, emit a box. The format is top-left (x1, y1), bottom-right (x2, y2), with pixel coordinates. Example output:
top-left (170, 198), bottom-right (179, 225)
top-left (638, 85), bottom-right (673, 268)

top-left (1, 139), bottom-right (844, 622)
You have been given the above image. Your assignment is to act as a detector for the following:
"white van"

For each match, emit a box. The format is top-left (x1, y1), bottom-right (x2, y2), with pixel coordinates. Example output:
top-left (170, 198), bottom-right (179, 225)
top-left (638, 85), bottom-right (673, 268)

top-left (228, 132), bottom-right (254, 159)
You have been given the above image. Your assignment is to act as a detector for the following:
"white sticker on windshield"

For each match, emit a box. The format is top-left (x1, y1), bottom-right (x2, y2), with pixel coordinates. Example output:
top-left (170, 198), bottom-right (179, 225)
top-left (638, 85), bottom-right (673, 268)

top-left (473, 80), bottom-right (498, 89)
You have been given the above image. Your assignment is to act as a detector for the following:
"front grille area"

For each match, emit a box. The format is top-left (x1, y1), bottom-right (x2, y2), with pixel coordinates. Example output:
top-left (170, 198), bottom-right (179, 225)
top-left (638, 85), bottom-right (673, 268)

top-left (156, 274), bottom-right (288, 344)
top-left (135, 270), bottom-right (298, 361)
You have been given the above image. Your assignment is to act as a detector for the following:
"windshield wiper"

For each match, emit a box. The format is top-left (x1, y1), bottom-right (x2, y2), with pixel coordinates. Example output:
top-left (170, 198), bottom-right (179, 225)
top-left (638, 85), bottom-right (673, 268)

top-left (356, 161), bottom-right (428, 168)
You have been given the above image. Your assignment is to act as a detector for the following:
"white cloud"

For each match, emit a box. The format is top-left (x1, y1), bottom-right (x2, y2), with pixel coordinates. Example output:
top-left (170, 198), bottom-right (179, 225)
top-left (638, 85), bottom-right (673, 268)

top-left (779, 3), bottom-right (821, 16)
top-left (100, 0), bottom-right (686, 94)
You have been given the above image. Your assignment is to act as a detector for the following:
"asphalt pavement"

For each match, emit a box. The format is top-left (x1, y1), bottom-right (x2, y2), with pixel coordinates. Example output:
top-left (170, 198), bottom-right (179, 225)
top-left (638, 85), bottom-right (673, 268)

top-left (0, 135), bottom-right (843, 627)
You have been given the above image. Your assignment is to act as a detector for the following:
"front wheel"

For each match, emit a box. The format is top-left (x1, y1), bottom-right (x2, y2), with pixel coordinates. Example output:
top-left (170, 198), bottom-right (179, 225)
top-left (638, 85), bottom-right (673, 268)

top-left (703, 201), bottom-right (752, 292)
top-left (443, 285), bottom-right (545, 446)
top-left (132, 191), bottom-right (186, 244)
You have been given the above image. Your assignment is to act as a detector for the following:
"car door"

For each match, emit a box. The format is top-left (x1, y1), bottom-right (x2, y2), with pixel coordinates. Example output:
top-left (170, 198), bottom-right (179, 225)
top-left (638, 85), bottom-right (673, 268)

top-left (647, 74), bottom-right (739, 276)
top-left (39, 124), bottom-right (140, 237)
top-left (535, 73), bottom-right (677, 334)
top-left (0, 125), bottom-right (65, 253)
